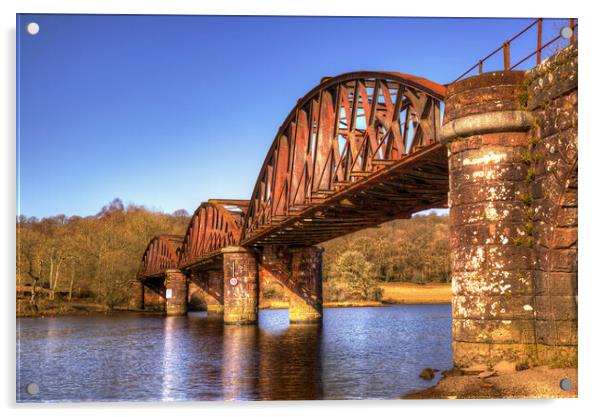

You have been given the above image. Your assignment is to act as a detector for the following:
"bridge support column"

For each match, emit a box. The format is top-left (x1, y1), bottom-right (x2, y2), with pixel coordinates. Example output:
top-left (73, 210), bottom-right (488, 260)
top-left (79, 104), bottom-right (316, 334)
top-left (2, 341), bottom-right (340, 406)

top-left (188, 271), bottom-right (224, 315)
top-left (128, 280), bottom-right (144, 310)
top-left (289, 246), bottom-right (323, 323)
top-left (165, 269), bottom-right (188, 316)
top-left (258, 244), bottom-right (292, 307)
top-left (223, 247), bottom-right (258, 325)
top-left (442, 71), bottom-right (536, 370)
top-left (143, 284), bottom-right (165, 312)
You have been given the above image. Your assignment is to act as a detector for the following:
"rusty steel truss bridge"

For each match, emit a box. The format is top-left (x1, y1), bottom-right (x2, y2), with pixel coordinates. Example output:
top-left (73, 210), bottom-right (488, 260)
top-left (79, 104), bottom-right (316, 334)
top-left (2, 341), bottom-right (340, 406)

top-left (138, 72), bottom-right (448, 280)
top-left (131, 17), bottom-right (578, 371)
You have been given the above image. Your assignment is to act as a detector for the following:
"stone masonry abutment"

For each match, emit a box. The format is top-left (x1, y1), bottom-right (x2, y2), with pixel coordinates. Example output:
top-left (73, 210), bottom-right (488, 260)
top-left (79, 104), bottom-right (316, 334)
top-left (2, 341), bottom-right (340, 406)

top-left (526, 44), bottom-right (578, 366)
top-left (442, 44), bottom-right (577, 370)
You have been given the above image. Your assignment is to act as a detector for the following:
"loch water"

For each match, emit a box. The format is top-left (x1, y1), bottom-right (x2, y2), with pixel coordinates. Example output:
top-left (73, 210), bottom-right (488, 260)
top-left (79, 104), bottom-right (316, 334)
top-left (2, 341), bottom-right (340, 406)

top-left (17, 304), bottom-right (452, 402)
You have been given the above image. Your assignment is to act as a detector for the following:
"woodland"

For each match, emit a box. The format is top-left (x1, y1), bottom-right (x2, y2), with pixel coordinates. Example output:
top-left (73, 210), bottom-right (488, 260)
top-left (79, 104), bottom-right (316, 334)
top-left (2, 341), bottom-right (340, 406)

top-left (17, 198), bottom-right (450, 311)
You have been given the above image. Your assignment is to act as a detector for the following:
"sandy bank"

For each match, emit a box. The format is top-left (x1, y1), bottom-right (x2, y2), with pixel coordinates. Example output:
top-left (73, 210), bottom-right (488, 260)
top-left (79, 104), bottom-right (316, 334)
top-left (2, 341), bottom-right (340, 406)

top-left (404, 366), bottom-right (577, 399)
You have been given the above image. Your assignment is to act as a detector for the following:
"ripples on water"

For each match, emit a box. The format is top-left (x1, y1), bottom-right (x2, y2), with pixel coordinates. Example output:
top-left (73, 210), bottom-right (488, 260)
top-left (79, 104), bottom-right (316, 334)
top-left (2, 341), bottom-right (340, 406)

top-left (16, 304), bottom-right (452, 402)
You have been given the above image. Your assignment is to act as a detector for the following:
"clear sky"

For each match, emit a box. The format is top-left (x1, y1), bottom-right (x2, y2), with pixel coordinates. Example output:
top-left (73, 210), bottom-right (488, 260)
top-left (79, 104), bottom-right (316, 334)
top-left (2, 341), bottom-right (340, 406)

top-left (16, 14), bottom-right (571, 218)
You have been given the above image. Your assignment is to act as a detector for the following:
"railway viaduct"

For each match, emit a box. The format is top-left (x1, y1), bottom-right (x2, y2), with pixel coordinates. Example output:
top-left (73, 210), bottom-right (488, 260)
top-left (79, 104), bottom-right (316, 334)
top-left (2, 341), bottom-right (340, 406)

top-left (130, 40), bottom-right (577, 370)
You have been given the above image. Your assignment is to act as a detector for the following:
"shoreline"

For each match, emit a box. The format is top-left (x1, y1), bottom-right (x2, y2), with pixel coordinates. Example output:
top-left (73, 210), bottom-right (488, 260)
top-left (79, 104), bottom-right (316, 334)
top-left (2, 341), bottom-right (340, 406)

top-left (403, 366), bottom-right (578, 399)
top-left (18, 282), bottom-right (452, 317)
top-left (17, 299), bottom-right (451, 318)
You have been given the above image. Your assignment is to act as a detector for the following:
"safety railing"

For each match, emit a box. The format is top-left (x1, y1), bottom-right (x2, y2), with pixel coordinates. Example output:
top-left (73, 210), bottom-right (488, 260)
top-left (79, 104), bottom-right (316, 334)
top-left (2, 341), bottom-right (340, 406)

top-left (452, 18), bottom-right (577, 83)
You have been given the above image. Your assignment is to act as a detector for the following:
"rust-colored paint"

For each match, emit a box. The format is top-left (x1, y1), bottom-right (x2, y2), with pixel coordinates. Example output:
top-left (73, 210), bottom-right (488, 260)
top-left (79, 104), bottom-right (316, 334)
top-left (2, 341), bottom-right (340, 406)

top-left (138, 235), bottom-right (183, 279)
top-left (137, 72), bottom-right (448, 279)
top-left (178, 200), bottom-right (248, 270)
top-left (242, 71), bottom-right (446, 245)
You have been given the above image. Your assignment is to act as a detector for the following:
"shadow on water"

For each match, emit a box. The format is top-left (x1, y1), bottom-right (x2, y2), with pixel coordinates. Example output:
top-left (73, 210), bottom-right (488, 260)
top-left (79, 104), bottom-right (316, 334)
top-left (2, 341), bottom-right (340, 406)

top-left (16, 305), bottom-right (451, 402)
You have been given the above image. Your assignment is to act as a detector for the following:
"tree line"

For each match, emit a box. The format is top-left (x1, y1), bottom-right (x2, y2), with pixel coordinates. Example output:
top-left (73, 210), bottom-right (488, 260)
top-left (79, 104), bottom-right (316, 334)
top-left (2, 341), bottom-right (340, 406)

top-left (17, 198), bottom-right (190, 312)
top-left (321, 213), bottom-right (451, 301)
top-left (17, 198), bottom-right (450, 311)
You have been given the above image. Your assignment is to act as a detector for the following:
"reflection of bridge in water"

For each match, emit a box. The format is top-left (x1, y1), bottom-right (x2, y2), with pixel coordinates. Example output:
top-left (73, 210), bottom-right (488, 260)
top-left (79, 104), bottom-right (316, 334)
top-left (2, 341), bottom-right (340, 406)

top-left (131, 22), bottom-right (578, 371)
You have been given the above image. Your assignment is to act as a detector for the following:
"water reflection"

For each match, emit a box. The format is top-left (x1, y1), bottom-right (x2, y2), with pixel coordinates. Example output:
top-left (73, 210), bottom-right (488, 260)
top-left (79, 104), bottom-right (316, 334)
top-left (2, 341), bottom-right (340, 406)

top-left (222, 325), bottom-right (259, 400)
top-left (160, 317), bottom-right (180, 401)
top-left (17, 305), bottom-right (452, 402)
top-left (258, 323), bottom-right (323, 400)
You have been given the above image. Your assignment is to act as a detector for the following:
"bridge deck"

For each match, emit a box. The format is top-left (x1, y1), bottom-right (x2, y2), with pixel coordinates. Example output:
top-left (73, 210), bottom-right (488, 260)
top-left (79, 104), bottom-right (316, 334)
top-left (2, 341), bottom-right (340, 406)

top-left (242, 143), bottom-right (448, 247)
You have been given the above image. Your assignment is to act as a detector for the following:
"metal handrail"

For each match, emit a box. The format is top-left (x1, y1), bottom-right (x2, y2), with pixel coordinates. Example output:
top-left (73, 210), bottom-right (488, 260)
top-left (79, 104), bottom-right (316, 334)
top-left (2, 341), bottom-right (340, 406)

top-left (452, 18), bottom-right (577, 83)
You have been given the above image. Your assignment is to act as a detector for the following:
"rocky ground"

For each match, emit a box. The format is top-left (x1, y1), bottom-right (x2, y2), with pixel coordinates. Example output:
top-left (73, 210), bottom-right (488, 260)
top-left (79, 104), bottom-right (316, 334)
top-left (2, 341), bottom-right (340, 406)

top-left (404, 366), bottom-right (578, 399)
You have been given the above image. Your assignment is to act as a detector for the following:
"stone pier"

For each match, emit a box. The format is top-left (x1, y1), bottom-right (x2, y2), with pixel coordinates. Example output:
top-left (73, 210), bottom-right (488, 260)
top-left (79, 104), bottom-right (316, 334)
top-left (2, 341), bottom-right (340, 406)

top-left (289, 247), bottom-right (323, 323)
top-left (259, 245), bottom-right (323, 323)
top-left (127, 279), bottom-right (144, 310)
top-left (164, 269), bottom-right (188, 316)
top-left (143, 284), bottom-right (165, 312)
top-left (188, 270), bottom-right (224, 314)
top-left (526, 44), bottom-right (578, 366)
top-left (259, 244), bottom-right (292, 304)
top-left (441, 43), bottom-right (578, 370)
top-left (223, 246), bottom-right (259, 325)
top-left (443, 70), bottom-right (537, 369)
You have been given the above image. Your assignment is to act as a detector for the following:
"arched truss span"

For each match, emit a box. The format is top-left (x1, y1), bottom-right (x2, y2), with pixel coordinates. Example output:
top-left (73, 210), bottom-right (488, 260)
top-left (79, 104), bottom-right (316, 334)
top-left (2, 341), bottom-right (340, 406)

top-left (241, 71), bottom-right (446, 243)
top-left (138, 235), bottom-right (184, 279)
top-left (178, 200), bottom-right (249, 268)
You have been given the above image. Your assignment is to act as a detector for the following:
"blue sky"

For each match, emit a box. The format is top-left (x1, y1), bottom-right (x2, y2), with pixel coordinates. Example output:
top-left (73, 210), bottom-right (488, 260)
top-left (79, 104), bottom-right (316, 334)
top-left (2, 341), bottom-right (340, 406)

top-left (16, 15), bottom-right (571, 218)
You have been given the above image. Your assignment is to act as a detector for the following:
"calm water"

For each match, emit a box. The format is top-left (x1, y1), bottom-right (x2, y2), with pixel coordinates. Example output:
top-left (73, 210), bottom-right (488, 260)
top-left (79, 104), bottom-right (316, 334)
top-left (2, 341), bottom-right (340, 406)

top-left (17, 305), bottom-right (452, 402)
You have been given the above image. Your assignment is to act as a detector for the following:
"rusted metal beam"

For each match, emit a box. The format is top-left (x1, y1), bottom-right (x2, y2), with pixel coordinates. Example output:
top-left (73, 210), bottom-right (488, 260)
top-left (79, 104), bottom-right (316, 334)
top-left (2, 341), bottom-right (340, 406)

top-left (241, 71), bottom-right (446, 245)
top-left (137, 235), bottom-right (183, 280)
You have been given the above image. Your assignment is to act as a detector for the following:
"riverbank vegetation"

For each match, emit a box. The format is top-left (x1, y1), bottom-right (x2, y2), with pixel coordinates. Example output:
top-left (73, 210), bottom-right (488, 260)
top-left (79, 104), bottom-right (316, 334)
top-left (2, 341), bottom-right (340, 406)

top-left (322, 213), bottom-right (451, 302)
top-left (17, 199), bottom-right (450, 316)
top-left (17, 199), bottom-right (189, 315)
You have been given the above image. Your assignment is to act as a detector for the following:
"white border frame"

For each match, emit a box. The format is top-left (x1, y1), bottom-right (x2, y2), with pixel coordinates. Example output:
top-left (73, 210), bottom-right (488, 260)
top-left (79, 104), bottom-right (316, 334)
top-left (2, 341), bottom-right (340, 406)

top-left (3, 1), bottom-right (601, 415)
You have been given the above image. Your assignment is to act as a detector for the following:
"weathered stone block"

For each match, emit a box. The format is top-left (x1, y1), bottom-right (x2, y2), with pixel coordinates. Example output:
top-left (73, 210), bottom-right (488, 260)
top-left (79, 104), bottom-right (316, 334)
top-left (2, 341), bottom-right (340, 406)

top-left (453, 318), bottom-right (535, 344)
top-left (561, 188), bottom-right (578, 207)
top-left (444, 85), bottom-right (524, 121)
top-left (534, 295), bottom-right (577, 320)
top-left (535, 319), bottom-right (578, 346)
top-left (452, 341), bottom-right (490, 369)
top-left (445, 71), bottom-right (526, 118)
top-left (527, 43), bottom-right (577, 111)
top-left (549, 248), bottom-right (577, 272)
top-left (451, 245), bottom-right (486, 272)
top-left (487, 245), bottom-right (534, 271)
top-left (448, 132), bottom-right (530, 154)
top-left (489, 343), bottom-right (535, 366)
top-left (535, 345), bottom-right (578, 367)
top-left (452, 270), bottom-right (534, 296)
top-left (449, 146), bottom-right (524, 171)
top-left (452, 294), bottom-right (535, 320)
top-left (552, 227), bottom-right (578, 248)
top-left (556, 207), bottom-right (578, 228)
top-left (533, 271), bottom-right (577, 296)
top-left (458, 181), bottom-right (519, 205)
